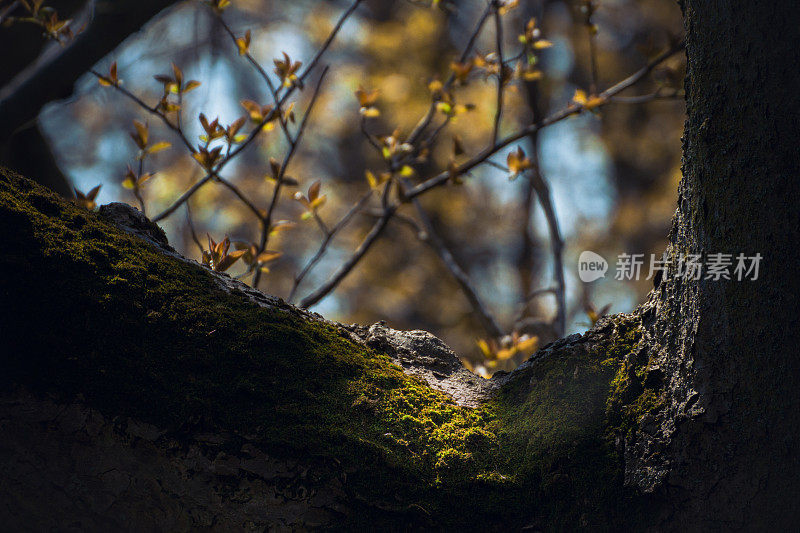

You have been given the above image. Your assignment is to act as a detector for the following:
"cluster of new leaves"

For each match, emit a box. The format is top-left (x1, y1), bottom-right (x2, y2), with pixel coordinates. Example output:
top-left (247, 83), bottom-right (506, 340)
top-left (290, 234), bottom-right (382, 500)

top-left (506, 147), bottom-right (533, 179)
top-left (202, 235), bottom-right (244, 272)
top-left (2, 0), bottom-right (76, 43)
top-left (274, 52), bottom-right (303, 89)
top-left (475, 332), bottom-right (539, 371)
top-left (355, 86), bottom-right (380, 118)
top-left (154, 63), bottom-right (201, 115)
top-left (121, 120), bottom-right (171, 213)
top-left (73, 184), bottom-right (101, 211)
top-left (202, 235), bottom-right (281, 273)
top-left (444, 14), bottom-right (552, 96)
top-left (294, 181), bottom-right (326, 221)
top-left (241, 99), bottom-right (294, 131)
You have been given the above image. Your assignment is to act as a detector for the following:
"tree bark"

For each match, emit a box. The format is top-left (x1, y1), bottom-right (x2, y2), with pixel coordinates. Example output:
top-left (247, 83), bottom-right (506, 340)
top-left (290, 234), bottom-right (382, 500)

top-left (627, 0), bottom-right (800, 528)
top-left (0, 0), bottom-right (798, 529)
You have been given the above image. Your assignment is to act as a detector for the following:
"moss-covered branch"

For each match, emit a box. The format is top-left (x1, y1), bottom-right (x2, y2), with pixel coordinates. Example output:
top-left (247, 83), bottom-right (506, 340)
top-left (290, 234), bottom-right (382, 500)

top-left (0, 168), bottom-right (659, 529)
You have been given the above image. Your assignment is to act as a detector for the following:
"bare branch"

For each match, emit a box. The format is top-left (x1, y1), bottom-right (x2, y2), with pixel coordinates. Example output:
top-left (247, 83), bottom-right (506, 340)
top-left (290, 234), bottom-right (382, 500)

top-left (216, 175), bottom-right (262, 219)
top-left (288, 190), bottom-right (374, 303)
top-left (300, 202), bottom-right (397, 309)
top-left (185, 202), bottom-right (204, 257)
top-left (528, 170), bottom-right (566, 336)
top-left (404, 41), bottom-right (686, 200)
top-left (0, 1), bottom-right (20, 26)
top-left (153, 175), bottom-right (213, 222)
top-left (409, 196), bottom-right (504, 338)
top-left (294, 0), bottom-right (363, 90)
top-left (513, 286), bottom-right (558, 325)
top-left (583, 0), bottom-right (600, 94)
top-left (609, 90), bottom-right (683, 104)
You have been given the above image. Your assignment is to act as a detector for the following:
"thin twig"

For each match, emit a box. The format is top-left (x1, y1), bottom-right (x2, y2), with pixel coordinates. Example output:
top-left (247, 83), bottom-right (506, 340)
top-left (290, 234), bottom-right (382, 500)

top-left (185, 202), bottom-right (204, 256)
top-left (491, 2), bottom-right (504, 145)
top-left (514, 286), bottom-right (558, 325)
top-left (585, 2), bottom-right (599, 94)
top-left (135, 157), bottom-right (147, 215)
top-left (298, 0), bottom-right (362, 81)
top-left (517, 5), bottom-right (563, 335)
top-left (252, 67), bottom-right (330, 288)
top-left (598, 41), bottom-right (684, 96)
top-left (153, 175), bottom-right (212, 222)
top-left (363, 208), bottom-right (424, 235)
top-left (528, 171), bottom-right (566, 336)
top-left (360, 116), bottom-right (382, 151)
top-left (0, 1), bottom-right (20, 26)
top-left (300, 202), bottom-right (397, 309)
top-left (419, 115), bottom-right (451, 150)
top-left (216, 175), bottom-right (262, 219)
top-left (409, 194), bottom-right (504, 338)
top-left (609, 90), bottom-right (683, 104)
top-left (519, 59), bottom-right (542, 311)
top-left (517, 156), bottom-right (536, 296)
top-left (288, 190), bottom-right (373, 302)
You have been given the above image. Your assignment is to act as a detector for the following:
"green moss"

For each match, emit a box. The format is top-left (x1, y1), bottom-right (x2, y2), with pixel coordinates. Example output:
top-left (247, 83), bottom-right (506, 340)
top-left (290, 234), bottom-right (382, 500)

top-left (0, 169), bottom-right (658, 528)
top-left (604, 317), bottom-right (665, 439)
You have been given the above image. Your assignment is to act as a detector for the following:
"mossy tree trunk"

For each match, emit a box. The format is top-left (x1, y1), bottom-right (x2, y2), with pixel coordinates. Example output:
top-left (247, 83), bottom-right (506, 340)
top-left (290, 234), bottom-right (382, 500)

top-left (0, 0), bottom-right (798, 529)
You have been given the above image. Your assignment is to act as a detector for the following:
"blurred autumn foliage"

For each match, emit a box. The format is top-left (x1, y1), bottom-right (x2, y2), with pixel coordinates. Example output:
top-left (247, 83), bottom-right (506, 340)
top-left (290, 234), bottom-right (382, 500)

top-left (1, 0), bottom-right (685, 375)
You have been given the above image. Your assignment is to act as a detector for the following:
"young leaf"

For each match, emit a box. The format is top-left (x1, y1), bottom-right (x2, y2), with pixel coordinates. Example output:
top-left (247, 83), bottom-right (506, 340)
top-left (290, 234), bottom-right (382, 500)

top-left (236, 29), bottom-right (251, 55)
top-left (308, 180), bottom-right (321, 203)
top-left (131, 120), bottom-right (148, 149)
top-left (572, 89), bottom-right (606, 110)
top-left (74, 185), bottom-right (101, 210)
top-left (507, 146), bottom-right (533, 178)
top-left (355, 86), bottom-right (379, 108)
top-left (450, 61), bottom-right (474, 84)
top-left (183, 80), bottom-right (202, 93)
top-left (257, 251), bottom-right (282, 263)
top-left (98, 61), bottom-right (119, 87)
top-left (146, 141), bottom-right (171, 155)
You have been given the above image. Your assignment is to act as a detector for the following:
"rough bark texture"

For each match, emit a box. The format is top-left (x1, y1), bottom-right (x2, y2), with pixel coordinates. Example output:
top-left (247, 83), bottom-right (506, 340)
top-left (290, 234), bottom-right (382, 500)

top-left (624, 0), bottom-right (800, 528)
top-left (1, 1), bottom-right (799, 529)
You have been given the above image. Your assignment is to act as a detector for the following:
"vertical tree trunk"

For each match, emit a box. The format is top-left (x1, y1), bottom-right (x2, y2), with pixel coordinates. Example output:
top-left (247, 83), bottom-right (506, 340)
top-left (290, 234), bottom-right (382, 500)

top-left (629, 1), bottom-right (800, 527)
